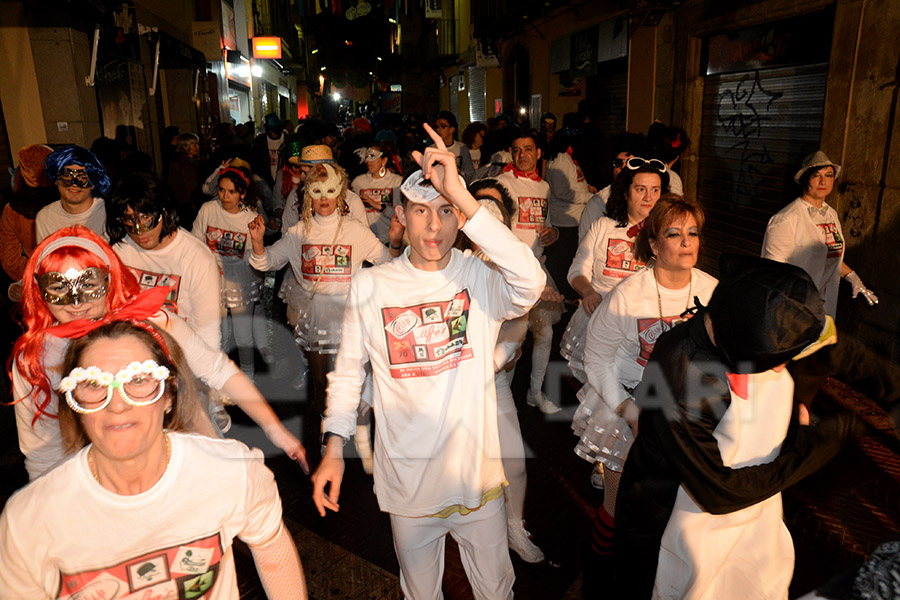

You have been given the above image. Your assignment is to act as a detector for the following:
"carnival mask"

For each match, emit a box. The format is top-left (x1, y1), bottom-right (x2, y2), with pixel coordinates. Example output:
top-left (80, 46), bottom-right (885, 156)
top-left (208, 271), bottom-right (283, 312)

top-left (307, 164), bottom-right (342, 200)
top-left (120, 210), bottom-right (162, 234)
top-left (356, 147), bottom-right (383, 164)
top-left (56, 168), bottom-right (92, 189)
top-left (37, 267), bottom-right (110, 305)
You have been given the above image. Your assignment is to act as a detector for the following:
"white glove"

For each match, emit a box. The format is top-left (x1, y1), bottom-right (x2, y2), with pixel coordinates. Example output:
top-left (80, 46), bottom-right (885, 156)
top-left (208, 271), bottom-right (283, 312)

top-left (845, 271), bottom-right (879, 305)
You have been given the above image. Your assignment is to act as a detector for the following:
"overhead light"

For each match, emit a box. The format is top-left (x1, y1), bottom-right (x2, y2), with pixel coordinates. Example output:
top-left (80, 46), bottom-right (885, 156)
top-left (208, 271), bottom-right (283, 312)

top-left (333, 92), bottom-right (341, 101)
top-left (251, 65), bottom-right (262, 77)
top-left (388, 18), bottom-right (397, 24)
top-left (320, 66), bottom-right (326, 71)
top-left (519, 107), bottom-right (527, 115)
top-left (311, 48), bottom-right (319, 54)
top-left (368, 71), bottom-right (373, 75)
top-left (376, 56), bottom-right (382, 61)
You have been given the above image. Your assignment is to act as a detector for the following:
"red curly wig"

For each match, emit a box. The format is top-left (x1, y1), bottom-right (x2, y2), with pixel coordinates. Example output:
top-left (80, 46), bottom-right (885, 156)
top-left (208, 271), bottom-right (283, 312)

top-left (10, 226), bottom-right (142, 423)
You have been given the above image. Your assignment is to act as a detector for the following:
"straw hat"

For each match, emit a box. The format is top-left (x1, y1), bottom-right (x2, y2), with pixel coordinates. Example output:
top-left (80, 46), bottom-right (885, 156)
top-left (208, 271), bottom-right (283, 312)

top-left (298, 145), bottom-right (334, 165)
top-left (794, 150), bottom-right (842, 183)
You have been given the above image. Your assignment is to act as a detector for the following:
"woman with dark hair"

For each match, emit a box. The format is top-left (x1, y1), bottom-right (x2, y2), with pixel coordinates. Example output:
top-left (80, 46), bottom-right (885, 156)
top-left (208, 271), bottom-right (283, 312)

top-left (577, 195), bottom-right (717, 583)
top-left (1, 319), bottom-right (308, 599)
top-left (108, 172), bottom-right (222, 351)
top-left (192, 166), bottom-right (267, 379)
top-left (461, 122), bottom-right (488, 170)
top-left (350, 142), bottom-right (403, 243)
top-left (762, 150), bottom-right (877, 317)
top-left (36, 145), bottom-right (112, 242)
top-left (10, 226), bottom-right (308, 480)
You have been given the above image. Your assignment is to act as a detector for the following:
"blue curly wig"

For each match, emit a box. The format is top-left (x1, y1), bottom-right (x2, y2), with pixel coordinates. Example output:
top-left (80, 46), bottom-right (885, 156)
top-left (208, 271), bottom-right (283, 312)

top-left (45, 145), bottom-right (111, 198)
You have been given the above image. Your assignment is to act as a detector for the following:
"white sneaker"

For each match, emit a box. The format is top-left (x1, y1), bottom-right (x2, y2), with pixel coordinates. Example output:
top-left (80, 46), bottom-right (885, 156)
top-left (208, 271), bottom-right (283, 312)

top-left (591, 463), bottom-right (605, 490)
top-left (526, 389), bottom-right (561, 414)
top-left (355, 424), bottom-right (374, 475)
top-left (507, 520), bottom-right (545, 563)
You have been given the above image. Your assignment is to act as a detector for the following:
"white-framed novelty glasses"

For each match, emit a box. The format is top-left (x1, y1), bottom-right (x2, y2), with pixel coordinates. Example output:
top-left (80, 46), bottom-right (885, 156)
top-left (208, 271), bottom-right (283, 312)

top-left (59, 360), bottom-right (171, 414)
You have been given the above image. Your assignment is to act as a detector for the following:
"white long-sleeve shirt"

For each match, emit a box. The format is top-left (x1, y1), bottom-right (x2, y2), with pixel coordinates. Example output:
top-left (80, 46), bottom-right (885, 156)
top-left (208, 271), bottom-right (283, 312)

top-left (322, 208), bottom-right (545, 516)
top-left (249, 211), bottom-right (390, 298)
top-left (281, 188), bottom-right (368, 233)
top-left (114, 229), bottom-right (223, 349)
top-left (546, 152), bottom-right (592, 227)
top-left (578, 186), bottom-right (611, 243)
top-left (584, 267), bottom-right (717, 411)
top-left (350, 172), bottom-right (403, 243)
top-left (568, 216), bottom-right (643, 294)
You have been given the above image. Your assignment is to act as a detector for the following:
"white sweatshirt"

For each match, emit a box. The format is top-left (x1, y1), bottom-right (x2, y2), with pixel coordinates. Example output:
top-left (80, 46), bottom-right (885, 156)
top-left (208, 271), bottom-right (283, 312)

top-left (584, 267), bottom-right (718, 411)
top-left (568, 216), bottom-right (644, 294)
top-left (546, 152), bottom-right (592, 227)
top-left (322, 208), bottom-right (545, 516)
top-left (114, 229), bottom-right (223, 349)
top-left (578, 185), bottom-right (611, 243)
top-left (35, 198), bottom-right (108, 243)
top-left (350, 172), bottom-right (403, 243)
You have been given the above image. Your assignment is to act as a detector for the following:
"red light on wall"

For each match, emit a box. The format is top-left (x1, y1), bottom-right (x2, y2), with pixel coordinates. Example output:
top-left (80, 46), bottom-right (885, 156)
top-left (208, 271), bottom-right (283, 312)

top-left (252, 37), bottom-right (282, 59)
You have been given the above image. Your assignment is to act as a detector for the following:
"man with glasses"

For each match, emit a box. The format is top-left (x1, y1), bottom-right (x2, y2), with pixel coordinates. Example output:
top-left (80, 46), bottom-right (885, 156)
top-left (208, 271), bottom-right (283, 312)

top-left (431, 111), bottom-right (476, 183)
top-left (107, 172), bottom-right (222, 353)
top-left (36, 146), bottom-right (111, 242)
top-left (578, 132), bottom-right (646, 243)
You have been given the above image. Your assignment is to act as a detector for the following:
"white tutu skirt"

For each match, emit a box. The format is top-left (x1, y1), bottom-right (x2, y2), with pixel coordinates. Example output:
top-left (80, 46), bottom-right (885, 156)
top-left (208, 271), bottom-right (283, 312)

top-left (571, 384), bottom-right (634, 472)
top-left (221, 261), bottom-right (262, 308)
top-left (560, 306), bottom-right (590, 382)
top-left (283, 284), bottom-right (347, 354)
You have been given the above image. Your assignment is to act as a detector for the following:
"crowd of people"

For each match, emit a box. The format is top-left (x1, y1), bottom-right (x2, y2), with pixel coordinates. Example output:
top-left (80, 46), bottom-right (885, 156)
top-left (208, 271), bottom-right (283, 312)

top-left (0, 104), bottom-right (894, 600)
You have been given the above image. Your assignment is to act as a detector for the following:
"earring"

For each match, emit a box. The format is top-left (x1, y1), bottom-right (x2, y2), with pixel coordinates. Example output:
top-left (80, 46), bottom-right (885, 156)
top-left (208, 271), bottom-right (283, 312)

top-left (378, 166), bottom-right (386, 178)
top-left (165, 404), bottom-right (173, 414)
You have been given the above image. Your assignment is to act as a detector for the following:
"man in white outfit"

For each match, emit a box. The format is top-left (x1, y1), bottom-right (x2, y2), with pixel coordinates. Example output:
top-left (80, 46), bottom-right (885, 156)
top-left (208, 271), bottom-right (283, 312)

top-left (312, 124), bottom-right (545, 599)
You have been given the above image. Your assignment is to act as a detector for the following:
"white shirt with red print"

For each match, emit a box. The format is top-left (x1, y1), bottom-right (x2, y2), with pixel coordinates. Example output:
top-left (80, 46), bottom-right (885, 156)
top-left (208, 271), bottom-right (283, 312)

top-left (350, 172), bottom-right (403, 243)
top-left (496, 168), bottom-right (551, 259)
top-left (762, 197), bottom-right (844, 317)
top-left (584, 267), bottom-right (718, 412)
top-left (0, 433), bottom-right (282, 600)
top-left (322, 208), bottom-right (545, 517)
top-left (568, 216), bottom-right (644, 294)
top-left (114, 228), bottom-right (223, 350)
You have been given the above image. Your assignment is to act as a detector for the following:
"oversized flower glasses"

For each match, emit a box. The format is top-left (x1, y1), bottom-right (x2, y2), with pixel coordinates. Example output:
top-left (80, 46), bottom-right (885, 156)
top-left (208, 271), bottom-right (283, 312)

top-left (58, 360), bottom-right (170, 414)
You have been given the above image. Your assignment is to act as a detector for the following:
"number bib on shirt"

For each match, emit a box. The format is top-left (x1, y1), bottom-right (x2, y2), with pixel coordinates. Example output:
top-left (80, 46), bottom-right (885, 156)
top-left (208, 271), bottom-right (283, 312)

top-left (381, 289), bottom-right (473, 378)
top-left (604, 238), bottom-right (644, 278)
top-left (129, 267), bottom-right (181, 303)
top-left (301, 244), bottom-right (352, 282)
top-left (816, 222), bottom-right (844, 259)
top-left (205, 226), bottom-right (247, 259)
top-left (58, 532), bottom-right (224, 600)
top-left (515, 197), bottom-right (547, 230)
top-left (359, 188), bottom-right (393, 213)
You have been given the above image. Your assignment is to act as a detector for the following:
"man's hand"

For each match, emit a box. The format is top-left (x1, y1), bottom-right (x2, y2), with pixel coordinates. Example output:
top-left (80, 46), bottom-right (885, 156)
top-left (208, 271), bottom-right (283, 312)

top-left (538, 226), bottom-right (559, 247)
top-left (311, 437), bottom-right (346, 516)
top-left (411, 123), bottom-right (469, 212)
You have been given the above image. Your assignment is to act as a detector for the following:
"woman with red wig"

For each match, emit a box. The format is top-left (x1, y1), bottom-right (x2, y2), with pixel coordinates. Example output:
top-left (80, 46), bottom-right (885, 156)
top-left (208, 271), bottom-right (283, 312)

top-left (10, 225), bottom-right (309, 480)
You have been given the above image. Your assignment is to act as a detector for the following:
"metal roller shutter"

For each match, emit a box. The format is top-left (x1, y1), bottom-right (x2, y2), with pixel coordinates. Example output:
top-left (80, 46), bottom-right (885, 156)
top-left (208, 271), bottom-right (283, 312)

top-left (696, 63), bottom-right (828, 274)
top-left (468, 66), bottom-right (486, 123)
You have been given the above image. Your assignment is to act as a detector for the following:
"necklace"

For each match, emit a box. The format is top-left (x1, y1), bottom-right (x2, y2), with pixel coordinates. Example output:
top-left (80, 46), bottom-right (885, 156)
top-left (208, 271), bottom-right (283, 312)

top-left (88, 432), bottom-right (171, 483)
top-left (654, 268), bottom-right (692, 329)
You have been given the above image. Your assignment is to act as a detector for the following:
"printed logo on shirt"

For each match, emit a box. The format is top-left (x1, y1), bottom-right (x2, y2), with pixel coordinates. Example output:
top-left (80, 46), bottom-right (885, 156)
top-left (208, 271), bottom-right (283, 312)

top-left (301, 244), bottom-right (352, 282)
top-left (515, 197), bottom-right (547, 230)
top-left (57, 532), bottom-right (223, 599)
top-left (603, 239), bottom-right (644, 279)
top-left (128, 267), bottom-right (181, 303)
top-left (636, 315), bottom-right (694, 366)
top-left (359, 188), bottom-right (393, 213)
top-left (205, 226), bottom-right (247, 259)
top-left (575, 162), bottom-right (586, 184)
top-left (816, 223), bottom-right (844, 258)
top-left (381, 290), bottom-right (473, 378)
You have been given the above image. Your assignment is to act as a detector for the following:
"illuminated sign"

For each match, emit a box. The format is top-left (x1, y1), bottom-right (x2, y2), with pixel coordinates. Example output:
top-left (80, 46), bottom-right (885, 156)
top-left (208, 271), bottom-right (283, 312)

top-left (252, 37), bottom-right (282, 59)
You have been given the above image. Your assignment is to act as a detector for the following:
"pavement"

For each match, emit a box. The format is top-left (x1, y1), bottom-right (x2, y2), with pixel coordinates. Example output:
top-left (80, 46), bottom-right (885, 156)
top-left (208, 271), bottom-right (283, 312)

top-left (2, 307), bottom-right (899, 599)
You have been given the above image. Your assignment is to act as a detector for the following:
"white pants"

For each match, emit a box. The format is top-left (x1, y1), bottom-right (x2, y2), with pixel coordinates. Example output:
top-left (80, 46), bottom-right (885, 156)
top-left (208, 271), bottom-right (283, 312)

top-left (389, 498), bottom-right (515, 600)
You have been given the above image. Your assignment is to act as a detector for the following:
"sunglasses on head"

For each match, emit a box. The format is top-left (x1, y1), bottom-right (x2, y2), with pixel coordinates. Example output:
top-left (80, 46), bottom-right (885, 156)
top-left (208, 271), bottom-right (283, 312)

top-left (625, 157), bottom-right (668, 173)
top-left (120, 211), bottom-right (162, 234)
top-left (56, 169), bottom-right (92, 188)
